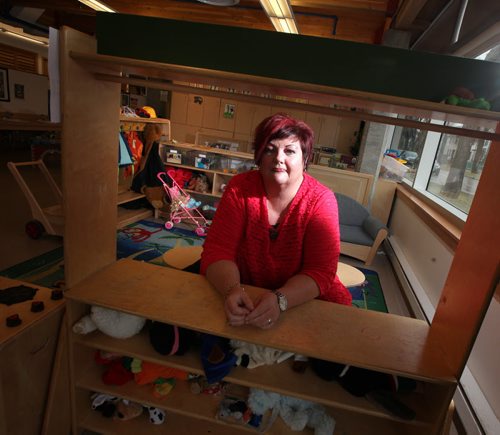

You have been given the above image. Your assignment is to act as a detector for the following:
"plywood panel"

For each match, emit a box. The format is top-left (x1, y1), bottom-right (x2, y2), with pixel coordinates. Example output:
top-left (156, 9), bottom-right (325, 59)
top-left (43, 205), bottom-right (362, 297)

top-left (318, 115), bottom-right (340, 147)
top-left (201, 96), bottom-right (220, 128)
top-left (308, 164), bottom-right (373, 205)
top-left (371, 179), bottom-right (397, 225)
top-left (234, 101), bottom-right (255, 136)
top-left (251, 104), bottom-right (272, 132)
top-left (305, 112), bottom-right (323, 145)
top-left (170, 92), bottom-right (188, 124)
top-left (186, 93), bottom-right (203, 126)
top-left (60, 27), bottom-right (120, 287)
top-left (430, 125), bottom-right (500, 377)
top-left (65, 259), bottom-right (454, 382)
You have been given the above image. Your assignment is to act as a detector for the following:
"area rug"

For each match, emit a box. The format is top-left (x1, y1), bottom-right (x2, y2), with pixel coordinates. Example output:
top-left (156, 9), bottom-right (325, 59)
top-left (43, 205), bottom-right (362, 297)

top-left (348, 268), bottom-right (388, 313)
top-left (0, 220), bottom-right (387, 314)
top-left (0, 220), bottom-right (204, 288)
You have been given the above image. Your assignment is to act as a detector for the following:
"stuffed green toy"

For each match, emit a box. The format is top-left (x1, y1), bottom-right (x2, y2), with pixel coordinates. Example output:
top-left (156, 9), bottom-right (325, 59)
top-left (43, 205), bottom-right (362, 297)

top-left (445, 87), bottom-right (491, 110)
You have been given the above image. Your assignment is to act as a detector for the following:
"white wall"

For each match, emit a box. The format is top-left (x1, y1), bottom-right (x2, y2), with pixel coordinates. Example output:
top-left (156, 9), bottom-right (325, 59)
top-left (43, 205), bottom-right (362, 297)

top-left (389, 198), bottom-right (500, 432)
top-left (0, 69), bottom-right (49, 115)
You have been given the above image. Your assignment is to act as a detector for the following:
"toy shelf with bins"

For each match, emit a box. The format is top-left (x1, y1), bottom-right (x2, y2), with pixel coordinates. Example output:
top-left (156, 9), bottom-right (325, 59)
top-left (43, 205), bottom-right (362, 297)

top-left (159, 141), bottom-right (255, 198)
top-left (66, 259), bottom-right (455, 435)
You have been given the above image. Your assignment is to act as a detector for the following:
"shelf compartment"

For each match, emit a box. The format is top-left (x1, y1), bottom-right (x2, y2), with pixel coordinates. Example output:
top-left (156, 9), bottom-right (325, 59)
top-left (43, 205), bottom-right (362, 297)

top-left (77, 401), bottom-right (245, 435)
top-left (117, 207), bottom-right (153, 228)
top-left (65, 259), bottom-right (456, 384)
top-left (117, 190), bottom-right (146, 206)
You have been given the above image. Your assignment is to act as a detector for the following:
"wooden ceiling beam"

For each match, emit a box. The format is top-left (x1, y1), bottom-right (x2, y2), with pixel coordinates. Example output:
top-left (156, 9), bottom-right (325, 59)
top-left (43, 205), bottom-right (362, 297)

top-left (393, 0), bottom-right (428, 29)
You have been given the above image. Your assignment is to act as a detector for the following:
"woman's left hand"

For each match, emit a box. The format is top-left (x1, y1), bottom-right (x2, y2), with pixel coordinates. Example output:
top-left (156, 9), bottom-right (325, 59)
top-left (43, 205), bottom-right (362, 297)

top-left (245, 292), bottom-right (280, 329)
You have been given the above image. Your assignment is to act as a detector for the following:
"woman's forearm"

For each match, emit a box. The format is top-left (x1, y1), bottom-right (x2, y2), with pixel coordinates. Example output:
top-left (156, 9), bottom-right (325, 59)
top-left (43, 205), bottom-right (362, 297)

top-left (205, 260), bottom-right (242, 297)
top-left (277, 274), bottom-right (320, 310)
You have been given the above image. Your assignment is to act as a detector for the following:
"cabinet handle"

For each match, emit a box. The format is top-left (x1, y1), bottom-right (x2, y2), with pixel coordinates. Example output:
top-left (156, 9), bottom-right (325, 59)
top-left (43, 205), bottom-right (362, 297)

top-left (30, 338), bottom-right (50, 355)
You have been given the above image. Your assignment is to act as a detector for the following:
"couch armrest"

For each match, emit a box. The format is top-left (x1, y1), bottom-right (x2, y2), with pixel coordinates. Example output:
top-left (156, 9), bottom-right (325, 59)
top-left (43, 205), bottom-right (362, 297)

top-left (362, 216), bottom-right (387, 240)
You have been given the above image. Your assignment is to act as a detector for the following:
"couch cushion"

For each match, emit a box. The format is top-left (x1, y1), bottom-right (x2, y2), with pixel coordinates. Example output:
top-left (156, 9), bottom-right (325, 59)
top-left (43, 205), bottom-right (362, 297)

top-left (339, 224), bottom-right (373, 246)
top-left (335, 193), bottom-right (369, 226)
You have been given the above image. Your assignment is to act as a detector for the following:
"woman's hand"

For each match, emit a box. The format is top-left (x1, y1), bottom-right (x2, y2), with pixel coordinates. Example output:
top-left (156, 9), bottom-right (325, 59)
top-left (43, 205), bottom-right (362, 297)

top-left (225, 287), bottom-right (254, 326)
top-left (245, 291), bottom-right (280, 329)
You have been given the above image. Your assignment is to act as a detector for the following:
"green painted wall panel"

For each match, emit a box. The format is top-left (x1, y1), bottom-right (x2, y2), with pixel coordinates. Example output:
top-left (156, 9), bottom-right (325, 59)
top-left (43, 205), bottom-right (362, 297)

top-left (96, 13), bottom-right (500, 110)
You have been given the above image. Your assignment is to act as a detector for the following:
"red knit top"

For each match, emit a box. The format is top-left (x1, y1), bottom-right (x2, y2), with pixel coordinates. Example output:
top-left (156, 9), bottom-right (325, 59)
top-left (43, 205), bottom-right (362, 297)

top-left (200, 170), bottom-right (352, 306)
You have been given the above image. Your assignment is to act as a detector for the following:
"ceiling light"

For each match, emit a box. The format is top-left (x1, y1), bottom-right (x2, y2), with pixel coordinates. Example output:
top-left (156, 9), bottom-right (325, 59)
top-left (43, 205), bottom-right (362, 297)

top-left (197, 0), bottom-right (240, 5)
top-left (0, 28), bottom-right (48, 45)
top-left (259, 0), bottom-right (298, 34)
top-left (78, 0), bottom-right (116, 13)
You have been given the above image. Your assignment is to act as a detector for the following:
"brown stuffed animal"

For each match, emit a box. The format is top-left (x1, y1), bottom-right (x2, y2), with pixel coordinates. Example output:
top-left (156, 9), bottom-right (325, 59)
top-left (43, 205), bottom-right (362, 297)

top-left (114, 399), bottom-right (143, 421)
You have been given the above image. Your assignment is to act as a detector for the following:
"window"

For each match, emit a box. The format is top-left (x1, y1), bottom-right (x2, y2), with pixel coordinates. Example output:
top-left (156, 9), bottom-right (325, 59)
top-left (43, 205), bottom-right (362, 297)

top-left (386, 119), bottom-right (493, 217)
top-left (388, 118), bottom-right (429, 183)
top-left (426, 125), bottom-right (491, 214)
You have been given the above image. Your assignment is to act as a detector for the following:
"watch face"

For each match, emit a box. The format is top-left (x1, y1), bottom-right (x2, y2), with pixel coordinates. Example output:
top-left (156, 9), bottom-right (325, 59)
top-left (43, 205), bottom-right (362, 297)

top-left (277, 292), bottom-right (287, 311)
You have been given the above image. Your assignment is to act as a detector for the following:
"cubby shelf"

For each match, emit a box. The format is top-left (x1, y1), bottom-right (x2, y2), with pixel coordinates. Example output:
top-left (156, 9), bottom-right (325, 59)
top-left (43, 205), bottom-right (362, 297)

top-left (159, 142), bottom-right (255, 198)
top-left (66, 259), bottom-right (454, 434)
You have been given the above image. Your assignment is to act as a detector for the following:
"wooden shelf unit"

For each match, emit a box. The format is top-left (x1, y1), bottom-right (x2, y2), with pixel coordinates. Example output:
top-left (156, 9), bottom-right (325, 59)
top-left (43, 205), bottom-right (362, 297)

top-left (59, 26), bottom-right (499, 435)
top-left (159, 141), bottom-right (255, 198)
top-left (66, 259), bottom-right (450, 434)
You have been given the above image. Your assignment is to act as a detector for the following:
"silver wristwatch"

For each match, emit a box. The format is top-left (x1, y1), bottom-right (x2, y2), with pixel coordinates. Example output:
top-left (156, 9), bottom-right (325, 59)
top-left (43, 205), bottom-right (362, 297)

top-left (275, 291), bottom-right (288, 312)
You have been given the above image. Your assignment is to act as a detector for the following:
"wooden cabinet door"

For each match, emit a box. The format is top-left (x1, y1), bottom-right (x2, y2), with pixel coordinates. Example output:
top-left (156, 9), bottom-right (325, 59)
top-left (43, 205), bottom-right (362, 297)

top-left (318, 115), bottom-right (340, 147)
top-left (170, 92), bottom-right (188, 124)
top-left (202, 96), bottom-right (221, 128)
top-left (251, 105), bottom-right (272, 133)
top-left (187, 93), bottom-right (204, 127)
top-left (234, 102), bottom-right (254, 136)
top-left (305, 112), bottom-right (323, 145)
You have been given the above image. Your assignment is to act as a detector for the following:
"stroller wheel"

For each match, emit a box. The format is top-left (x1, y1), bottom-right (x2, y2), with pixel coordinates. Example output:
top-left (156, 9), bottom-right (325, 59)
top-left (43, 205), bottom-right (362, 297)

top-left (195, 227), bottom-right (206, 236)
top-left (165, 221), bottom-right (174, 230)
top-left (26, 220), bottom-right (45, 239)
top-left (172, 217), bottom-right (181, 224)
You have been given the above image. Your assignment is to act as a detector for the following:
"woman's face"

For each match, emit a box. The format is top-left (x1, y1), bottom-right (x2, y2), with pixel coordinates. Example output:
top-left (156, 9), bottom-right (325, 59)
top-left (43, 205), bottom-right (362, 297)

top-left (259, 136), bottom-right (304, 189)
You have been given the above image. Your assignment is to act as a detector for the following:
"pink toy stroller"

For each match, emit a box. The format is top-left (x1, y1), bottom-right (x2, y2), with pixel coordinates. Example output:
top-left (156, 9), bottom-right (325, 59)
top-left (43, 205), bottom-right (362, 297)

top-left (157, 170), bottom-right (209, 236)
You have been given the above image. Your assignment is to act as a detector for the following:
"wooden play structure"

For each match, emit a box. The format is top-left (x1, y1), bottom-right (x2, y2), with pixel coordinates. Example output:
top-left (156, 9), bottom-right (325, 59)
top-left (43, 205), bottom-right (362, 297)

top-left (55, 22), bottom-right (499, 434)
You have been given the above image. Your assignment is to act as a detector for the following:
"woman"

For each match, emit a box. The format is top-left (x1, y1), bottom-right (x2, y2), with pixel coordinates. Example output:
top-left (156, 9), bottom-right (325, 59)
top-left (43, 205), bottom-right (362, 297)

top-left (200, 113), bottom-right (352, 329)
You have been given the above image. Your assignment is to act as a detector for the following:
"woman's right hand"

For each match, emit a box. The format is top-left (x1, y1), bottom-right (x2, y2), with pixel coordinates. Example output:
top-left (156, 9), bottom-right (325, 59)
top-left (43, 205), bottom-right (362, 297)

top-left (224, 287), bottom-right (254, 326)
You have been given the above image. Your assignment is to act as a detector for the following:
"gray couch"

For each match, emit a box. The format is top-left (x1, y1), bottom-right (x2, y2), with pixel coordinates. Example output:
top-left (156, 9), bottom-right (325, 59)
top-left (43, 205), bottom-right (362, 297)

top-left (335, 193), bottom-right (388, 266)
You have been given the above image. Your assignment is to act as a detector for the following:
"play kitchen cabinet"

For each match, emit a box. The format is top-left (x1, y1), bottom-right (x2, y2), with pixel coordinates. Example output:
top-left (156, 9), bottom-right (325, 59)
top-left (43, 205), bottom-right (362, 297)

top-left (59, 22), bottom-right (499, 434)
top-left (0, 277), bottom-right (65, 435)
top-left (159, 142), bottom-right (255, 197)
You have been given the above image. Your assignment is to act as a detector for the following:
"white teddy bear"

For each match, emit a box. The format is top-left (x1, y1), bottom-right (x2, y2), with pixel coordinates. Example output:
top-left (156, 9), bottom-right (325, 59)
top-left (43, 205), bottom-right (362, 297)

top-left (72, 305), bottom-right (146, 339)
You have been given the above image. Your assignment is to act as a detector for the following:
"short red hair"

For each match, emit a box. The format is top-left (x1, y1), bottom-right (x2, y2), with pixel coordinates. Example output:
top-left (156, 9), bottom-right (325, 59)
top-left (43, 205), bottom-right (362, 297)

top-left (253, 113), bottom-right (314, 168)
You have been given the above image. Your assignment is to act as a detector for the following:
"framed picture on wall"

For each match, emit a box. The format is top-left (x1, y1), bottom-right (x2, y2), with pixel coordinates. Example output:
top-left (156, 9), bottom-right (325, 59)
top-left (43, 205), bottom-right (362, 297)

top-left (0, 68), bottom-right (10, 102)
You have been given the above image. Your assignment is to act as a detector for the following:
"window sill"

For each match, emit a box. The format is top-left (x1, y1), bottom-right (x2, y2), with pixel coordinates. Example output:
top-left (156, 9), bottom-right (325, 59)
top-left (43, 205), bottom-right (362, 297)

top-left (395, 183), bottom-right (463, 251)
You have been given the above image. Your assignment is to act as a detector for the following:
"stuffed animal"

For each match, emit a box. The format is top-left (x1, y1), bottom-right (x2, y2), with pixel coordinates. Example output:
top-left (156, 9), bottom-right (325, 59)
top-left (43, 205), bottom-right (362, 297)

top-left (230, 339), bottom-right (294, 369)
top-left (247, 388), bottom-right (335, 435)
top-left (445, 87), bottom-right (491, 110)
top-left (149, 321), bottom-right (196, 356)
top-left (72, 306), bottom-right (146, 339)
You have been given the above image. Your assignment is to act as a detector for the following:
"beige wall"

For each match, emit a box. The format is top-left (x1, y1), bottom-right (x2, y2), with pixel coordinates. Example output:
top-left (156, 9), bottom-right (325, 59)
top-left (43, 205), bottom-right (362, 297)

top-left (0, 69), bottom-right (49, 115)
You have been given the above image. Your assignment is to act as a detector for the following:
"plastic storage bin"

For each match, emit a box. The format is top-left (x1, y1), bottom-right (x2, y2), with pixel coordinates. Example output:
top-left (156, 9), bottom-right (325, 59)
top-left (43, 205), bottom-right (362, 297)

top-left (379, 155), bottom-right (409, 182)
